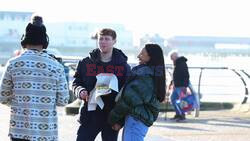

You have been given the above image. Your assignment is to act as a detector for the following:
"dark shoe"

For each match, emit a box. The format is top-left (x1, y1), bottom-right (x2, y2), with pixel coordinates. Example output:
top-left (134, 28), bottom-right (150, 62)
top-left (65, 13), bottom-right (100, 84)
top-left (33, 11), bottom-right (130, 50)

top-left (170, 115), bottom-right (180, 120)
top-left (176, 115), bottom-right (186, 122)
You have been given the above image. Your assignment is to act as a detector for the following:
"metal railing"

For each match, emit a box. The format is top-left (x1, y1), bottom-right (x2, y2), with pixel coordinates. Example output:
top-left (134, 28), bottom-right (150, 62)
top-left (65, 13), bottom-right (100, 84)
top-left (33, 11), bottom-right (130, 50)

top-left (166, 66), bottom-right (250, 104)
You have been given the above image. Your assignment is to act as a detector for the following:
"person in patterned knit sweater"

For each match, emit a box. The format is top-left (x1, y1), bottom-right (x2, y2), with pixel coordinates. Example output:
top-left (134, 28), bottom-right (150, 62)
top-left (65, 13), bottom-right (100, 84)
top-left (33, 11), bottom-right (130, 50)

top-left (0, 15), bottom-right (69, 141)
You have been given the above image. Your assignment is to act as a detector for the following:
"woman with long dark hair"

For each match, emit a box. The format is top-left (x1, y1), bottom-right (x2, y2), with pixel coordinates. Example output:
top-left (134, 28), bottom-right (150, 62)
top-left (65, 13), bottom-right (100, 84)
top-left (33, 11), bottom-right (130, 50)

top-left (108, 43), bottom-right (166, 141)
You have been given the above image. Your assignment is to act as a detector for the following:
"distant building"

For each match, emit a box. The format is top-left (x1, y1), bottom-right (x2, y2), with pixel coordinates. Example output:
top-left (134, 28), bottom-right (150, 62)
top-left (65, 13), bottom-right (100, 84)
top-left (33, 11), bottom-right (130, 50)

top-left (0, 11), bottom-right (134, 63)
top-left (0, 11), bottom-right (32, 42)
top-left (139, 33), bottom-right (165, 48)
top-left (167, 36), bottom-right (250, 55)
top-left (47, 22), bottom-right (133, 49)
top-left (0, 11), bottom-right (33, 64)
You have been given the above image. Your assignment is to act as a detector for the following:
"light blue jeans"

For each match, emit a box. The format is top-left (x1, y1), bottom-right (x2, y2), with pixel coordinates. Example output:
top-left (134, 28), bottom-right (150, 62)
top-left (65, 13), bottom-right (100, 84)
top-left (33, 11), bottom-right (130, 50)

top-left (122, 116), bottom-right (149, 141)
top-left (170, 87), bottom-right (185, 116)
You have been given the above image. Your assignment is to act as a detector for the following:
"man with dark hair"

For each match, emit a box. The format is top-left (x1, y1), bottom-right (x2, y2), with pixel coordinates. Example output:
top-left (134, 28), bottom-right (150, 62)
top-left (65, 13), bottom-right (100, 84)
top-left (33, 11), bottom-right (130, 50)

top-left (0, 15), bottom-right (69, 141)
top-left (73, 28), bottom-right (130, 141)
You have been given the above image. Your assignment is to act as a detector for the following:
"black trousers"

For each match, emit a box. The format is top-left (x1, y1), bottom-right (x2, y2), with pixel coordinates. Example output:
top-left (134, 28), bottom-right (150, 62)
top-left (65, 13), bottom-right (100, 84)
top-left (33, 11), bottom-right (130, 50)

top-left (76, 107), bottom-right (118, 141)
top-left (11, 138), bottom-right (29, 141)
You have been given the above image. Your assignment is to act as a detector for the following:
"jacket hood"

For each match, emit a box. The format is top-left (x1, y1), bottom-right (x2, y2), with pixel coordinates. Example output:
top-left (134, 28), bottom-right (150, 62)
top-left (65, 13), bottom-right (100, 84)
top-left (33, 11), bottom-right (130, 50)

top-left (176, 56), bottom-right (188, 64)
top-left (132, 64), bottom-right (154, 76)
top-left (89, 48), bottom-right (128, 65)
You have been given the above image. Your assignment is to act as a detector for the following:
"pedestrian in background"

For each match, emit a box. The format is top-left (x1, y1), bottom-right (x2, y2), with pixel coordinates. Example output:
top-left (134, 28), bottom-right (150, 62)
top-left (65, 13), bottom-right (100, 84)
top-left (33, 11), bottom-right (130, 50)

top-left (169, 50), bottom-right (190, 122)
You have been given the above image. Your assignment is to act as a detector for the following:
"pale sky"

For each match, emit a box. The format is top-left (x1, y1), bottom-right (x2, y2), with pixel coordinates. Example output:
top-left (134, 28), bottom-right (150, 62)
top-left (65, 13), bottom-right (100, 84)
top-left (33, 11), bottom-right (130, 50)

top-left (1, 0), bottom-right (250, 38)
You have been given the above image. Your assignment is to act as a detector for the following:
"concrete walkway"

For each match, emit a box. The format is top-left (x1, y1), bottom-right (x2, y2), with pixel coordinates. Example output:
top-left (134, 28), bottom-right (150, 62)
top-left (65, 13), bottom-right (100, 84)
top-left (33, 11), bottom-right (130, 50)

top-left (1, 105), bottom-right (250, 141)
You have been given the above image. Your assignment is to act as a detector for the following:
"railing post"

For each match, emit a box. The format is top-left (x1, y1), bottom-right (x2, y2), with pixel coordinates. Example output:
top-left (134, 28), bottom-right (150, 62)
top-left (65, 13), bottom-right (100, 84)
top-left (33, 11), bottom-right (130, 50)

top-left (198, 68), bottom-right (203, 97)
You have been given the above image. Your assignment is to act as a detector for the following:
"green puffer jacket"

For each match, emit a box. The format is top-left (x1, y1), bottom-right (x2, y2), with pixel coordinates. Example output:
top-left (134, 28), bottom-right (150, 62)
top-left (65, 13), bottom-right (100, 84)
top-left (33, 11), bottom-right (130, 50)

top-left (108, 64), bottom-right (160, 127)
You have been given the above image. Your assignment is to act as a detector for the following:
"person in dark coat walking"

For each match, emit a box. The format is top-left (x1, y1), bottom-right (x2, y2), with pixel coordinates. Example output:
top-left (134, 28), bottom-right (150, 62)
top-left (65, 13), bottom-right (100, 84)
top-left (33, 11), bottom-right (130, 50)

top-left (169, 50), bottom-right (190, 121)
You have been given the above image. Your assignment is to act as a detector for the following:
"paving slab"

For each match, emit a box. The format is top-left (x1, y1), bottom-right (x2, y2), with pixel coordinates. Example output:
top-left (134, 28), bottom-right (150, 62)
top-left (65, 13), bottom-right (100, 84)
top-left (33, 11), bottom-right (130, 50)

top-left (1, 105), bottom-right (250, 141)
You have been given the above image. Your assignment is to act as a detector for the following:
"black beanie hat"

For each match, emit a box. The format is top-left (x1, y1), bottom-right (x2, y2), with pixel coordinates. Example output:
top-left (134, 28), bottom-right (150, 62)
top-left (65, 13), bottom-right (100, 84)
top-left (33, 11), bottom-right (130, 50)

top-left (21, 15), bottom-right (49, 49)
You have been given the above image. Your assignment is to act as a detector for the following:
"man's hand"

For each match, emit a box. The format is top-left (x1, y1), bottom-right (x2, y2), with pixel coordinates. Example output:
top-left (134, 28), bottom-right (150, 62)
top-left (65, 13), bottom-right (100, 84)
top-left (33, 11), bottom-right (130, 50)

top-left (181, 87), bottom-right (187, 95)
top-left (112, 123), bottom-right (121, 131)
top-left (79, 90), bottom-right (89, 101)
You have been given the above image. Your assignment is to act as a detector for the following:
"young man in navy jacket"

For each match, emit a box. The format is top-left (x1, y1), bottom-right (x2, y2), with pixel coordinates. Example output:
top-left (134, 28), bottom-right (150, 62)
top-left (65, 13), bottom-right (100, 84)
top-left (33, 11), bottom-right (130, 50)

top-left (72, 28), bottom-right (130, 141)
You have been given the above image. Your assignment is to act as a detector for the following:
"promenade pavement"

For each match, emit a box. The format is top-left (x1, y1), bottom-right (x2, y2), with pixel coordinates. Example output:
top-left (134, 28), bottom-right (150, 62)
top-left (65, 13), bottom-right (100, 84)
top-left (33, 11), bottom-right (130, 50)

top-left (1, 105), bottom-right (250, 141)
